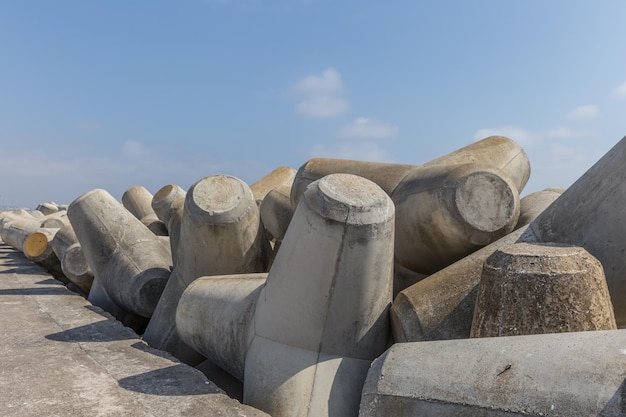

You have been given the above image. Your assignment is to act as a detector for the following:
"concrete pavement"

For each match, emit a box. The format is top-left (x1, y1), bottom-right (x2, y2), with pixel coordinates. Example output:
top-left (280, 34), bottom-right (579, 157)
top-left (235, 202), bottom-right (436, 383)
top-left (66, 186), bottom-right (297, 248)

top-left (0, 240), bottom-right (269, 417)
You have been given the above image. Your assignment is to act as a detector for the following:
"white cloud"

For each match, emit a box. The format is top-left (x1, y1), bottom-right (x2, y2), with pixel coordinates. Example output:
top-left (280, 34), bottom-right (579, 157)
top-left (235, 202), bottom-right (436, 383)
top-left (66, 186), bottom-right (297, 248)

top-left (295, 68), bottom-right (344, 96)
top-left (567, 105), bottom-right (599, 120)
top-left (308, 141), bottom-right (391, 162)
top-left (336, 117), bottom-right (398, 139)
top-left (294, 68), bottom-right (350, 118)
top-left (296, 96), bottom-right (351, 117)
top-left (614, 81), bottom-right (626, 98)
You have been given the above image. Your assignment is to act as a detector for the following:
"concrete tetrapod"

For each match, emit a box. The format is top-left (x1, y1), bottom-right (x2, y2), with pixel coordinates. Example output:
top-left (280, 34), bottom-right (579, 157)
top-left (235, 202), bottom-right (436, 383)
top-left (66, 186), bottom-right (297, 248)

top-left (67, 189), bottom-right (173, 318)
top-left (471, 242), bottom-right (616, 337)
top-left (143, 175), bottom-right (271, 364)
top-left (245, 173), bottom-right (395, 417)
top-left (51, 224), bottom-right (94, 295)
top-left (514, 187), bottom-right (564, 229)
top-left (0, 217), bottom-right (42, 253)
top-left (23, 227), bottom-right (65, 281)
top-left (122, 185), bottom-right (168, 236)
top-left (291, 136), bottom-right (528, 274)
top-left (392, 135), bottom-right (626, 341)
top-left (359, 330), bottom-right (626, 416)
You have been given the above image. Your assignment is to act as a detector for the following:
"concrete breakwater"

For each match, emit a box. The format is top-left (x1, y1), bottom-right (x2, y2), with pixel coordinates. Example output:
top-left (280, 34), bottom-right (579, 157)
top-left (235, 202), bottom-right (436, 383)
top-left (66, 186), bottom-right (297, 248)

top-left (2, 134), bottom-right (626, 416)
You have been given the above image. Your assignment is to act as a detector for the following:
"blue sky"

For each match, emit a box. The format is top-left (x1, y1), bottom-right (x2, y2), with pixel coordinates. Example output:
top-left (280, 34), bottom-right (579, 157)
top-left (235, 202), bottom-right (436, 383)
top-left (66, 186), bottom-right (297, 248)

top-left (1, 1), bottom-right (625, 208)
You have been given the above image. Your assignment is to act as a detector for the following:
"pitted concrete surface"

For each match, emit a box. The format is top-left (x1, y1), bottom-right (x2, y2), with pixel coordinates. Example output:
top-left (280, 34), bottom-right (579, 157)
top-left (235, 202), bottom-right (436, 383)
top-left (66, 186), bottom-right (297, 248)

top-left (0, 241), bottom-right (269, 417)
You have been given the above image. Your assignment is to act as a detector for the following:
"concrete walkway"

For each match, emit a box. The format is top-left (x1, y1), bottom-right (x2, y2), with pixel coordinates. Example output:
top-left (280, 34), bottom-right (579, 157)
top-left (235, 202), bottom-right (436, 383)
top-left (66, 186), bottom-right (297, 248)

top-left (0, 241), bottom-right (269, 417)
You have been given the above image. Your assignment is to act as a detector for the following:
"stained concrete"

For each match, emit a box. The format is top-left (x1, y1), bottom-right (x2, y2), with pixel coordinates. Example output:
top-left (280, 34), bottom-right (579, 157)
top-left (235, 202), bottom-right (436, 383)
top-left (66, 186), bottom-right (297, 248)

top-left (0, 240), bottom-right (268, 417)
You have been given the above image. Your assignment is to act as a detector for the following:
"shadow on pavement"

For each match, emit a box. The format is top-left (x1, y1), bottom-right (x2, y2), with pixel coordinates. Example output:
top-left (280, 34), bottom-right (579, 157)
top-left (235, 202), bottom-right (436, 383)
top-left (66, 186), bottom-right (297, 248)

top-left (118, 364), bottom-right (223, 396)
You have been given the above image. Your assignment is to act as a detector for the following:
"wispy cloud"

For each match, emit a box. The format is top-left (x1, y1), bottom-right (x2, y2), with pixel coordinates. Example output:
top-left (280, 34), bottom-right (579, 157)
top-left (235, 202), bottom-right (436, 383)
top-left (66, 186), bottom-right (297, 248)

top-left (294, 68), bottom-right (350, 117)
top-left (567, 105), bottom-right (599, 120)
top-left (614, 81), bottom-right (626, 98)
top-left (336, 117), bottom-right (398, 139)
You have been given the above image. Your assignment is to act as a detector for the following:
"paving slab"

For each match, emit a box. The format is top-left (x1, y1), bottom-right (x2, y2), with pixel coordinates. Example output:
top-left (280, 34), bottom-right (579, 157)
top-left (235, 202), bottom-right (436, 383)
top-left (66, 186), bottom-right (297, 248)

top-left (0, 241), bottom-right (269, 417)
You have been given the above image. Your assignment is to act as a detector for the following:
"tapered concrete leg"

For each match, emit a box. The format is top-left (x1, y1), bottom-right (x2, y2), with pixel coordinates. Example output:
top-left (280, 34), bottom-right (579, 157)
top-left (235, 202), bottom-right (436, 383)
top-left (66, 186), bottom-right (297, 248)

top-left (0, 218), bottom-right (42, 253)
top-left (521, 136), bottom-right (626, 326)
top-left (143, 175), bottom-right (271, 363)
top-left (151, 184), bottom-right (186, 225)
top-left (250, 166), bottom-right (296, 204)
top-left (245, 173), bottom-right (395, 417)
top-left (51, 224), bottom-right (94, 295)
top-left (259, 184), bottom-right (294, 242)
top-left (514, 188), bottom-right (564, 229)
top-left (471, 242), bottom-right (616, 337)
top-left (68, 189), bottom-right (173, 318)
top-left (359, 331), bottom-right (626, 417)
top-left (40, 211), bottom-right (70, 228)
top-left (176, 273), bottom-right (268, 380)
top-left (122, 185), bottom-right (168, 236)
top-left (391, 226), bottom-right (528, 342)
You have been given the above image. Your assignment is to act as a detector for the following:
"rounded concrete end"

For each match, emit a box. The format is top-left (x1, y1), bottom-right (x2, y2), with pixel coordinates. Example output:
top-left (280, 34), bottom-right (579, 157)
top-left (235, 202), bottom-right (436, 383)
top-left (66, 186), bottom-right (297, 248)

top-left (24, 232), bottom-right (49, 257)
top-left (455, 170), bottom-right (518, 234)
top-left (304, 173), bottom-right (393, 225)
top-left (186, 175), bottom-right (255, 224)
top-left (152, 184), bottom-right (186, 221)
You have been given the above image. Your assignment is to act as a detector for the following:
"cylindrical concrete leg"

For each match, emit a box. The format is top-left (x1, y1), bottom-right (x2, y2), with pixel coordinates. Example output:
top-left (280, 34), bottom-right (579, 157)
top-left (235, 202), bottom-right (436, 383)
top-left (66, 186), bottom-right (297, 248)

top-left (0, 218), bottom-right (42, 253)
top-left (143, 175), bottom-right (271, 363)
top-left (151, 184), bottom-right (186, 225)
top-left (471, 242), bottom-right (616, 337)
top-left (259, 183), bottom-right (294, 242)
top-left (40, 211), bottom-right (70, 228)
top-left (176, 273), bottom-right (268, 381)
top-left (36, 202), bottom-right (61, 215)
top-left (51, 224), bottom-right (94, 295)
top-left (250, 166), bottom-right (296, 204)
top-left (68, 189), bottom-right (173, 318)
top-left (514, 187), bottom-right (565, 229)
top-left (392, 163), bottom-right (520, 274)
top-left (23, 227), bottom-right (65, 281)
top-left (122, 185), bottom-right (168, 236)
top-left (245, 173), bottom-right (395, 417)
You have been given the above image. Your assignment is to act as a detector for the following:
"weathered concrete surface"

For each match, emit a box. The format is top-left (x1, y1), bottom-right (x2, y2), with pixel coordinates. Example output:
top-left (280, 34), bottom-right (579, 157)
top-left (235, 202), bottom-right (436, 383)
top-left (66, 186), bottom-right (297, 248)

top-left (151, 184), bottom-right (186, 225)
top-left (250, 166), bottom-right (296, 203)
top-left (23, 227), bottom-right (65, 280)
top-left (259, 183), bottom-right (294, 242)
top-left (471, 242), bottom-right (616, 337)
top-left (0, 241), bottom-right (269, 417)
top-left (122, 185), bottom-right (168, 236)
top-left (359, 330), bottom-right (626, 417)
top-left (176, 273), bottom-right (268, 381)
top-left (291, 136), bottom-right (528, 275)
top-left (391, 226), bottom-right (528, 342)
top-left (514, 187), bottom-right (564, 229)
top-left (68, 189), bottom-right (173, 318)
top-left (522, 135), bottom-right (626, 326)
top-left (143, 175), bottom-right (270, 364)
top-left (245, 173), bottom-right (394, 417)
top-left (51, 224), bottom-right (94, 295)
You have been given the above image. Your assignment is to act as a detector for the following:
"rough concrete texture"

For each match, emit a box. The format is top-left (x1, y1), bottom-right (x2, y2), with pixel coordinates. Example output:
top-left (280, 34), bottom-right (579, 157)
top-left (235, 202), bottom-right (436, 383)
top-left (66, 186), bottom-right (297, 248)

top-left (471, 242), bottom-right (616, 337)
top-left (359, 330), bottom-right (626, 417)
top-left (259, 183), bottom-right (294, 241)
top-left (245, 173), bottom-right (395, 417)
top-left (393, 263), bottom-right (428, 298)
top-left (35, 201), bottom-right (62, 215)
top-left (249, 165), bottom-right (296, 203)
top-left (0, 217), bottom-right (42, 253)
top-left (39, 210), bottom-right (70, 228)
top-left (0, 241), bottom-right (269, 417)
top-left (151, 184), bottom-right (186, 225)
top-left (291, 136), bottom-right (528, 275)
top-left (68, 189), bottom-right (173, 318)
top-left (177, 273), bottom-right (268, 381)
top-left (51, 224), bottom-right (94, 295)
top-left (22, 227), bottom-right (65, 280)
top-left (521, 135), bottom-right (626, 326)
top-left (122, 185), bottom-right (168, 236)
top-left (143, 175), bottom-right (271, 364)
top-left (391, 226), bottom-right (528, 342)
top-left (392, 162), bottom-right (520, 274)
top-left (514, 187), bottom-right (565, 229)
